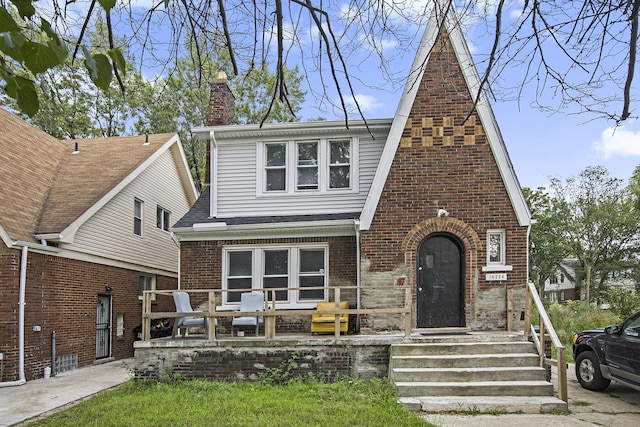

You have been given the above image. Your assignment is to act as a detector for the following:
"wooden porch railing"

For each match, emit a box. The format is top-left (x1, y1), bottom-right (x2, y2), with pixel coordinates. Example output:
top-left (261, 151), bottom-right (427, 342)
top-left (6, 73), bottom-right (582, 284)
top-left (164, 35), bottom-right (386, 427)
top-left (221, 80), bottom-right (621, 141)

top-left (141, 285), bottom-right (412, 342)
top-left (524, 282), bottom-right (568, 403)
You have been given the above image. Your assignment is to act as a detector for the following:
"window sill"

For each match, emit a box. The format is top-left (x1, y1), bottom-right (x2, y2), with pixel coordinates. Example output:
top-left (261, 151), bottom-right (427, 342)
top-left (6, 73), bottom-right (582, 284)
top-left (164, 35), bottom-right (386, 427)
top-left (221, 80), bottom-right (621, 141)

top-left (481, 265), bottom-right (513, 272)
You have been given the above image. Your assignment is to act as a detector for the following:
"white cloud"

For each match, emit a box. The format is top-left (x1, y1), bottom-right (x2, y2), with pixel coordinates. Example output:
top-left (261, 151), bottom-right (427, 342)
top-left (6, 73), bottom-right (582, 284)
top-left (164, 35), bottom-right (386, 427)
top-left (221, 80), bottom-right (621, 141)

top-left (343, 93), bottom-right (383, 115)
top-left (593, 121), bottom-right (640, 158)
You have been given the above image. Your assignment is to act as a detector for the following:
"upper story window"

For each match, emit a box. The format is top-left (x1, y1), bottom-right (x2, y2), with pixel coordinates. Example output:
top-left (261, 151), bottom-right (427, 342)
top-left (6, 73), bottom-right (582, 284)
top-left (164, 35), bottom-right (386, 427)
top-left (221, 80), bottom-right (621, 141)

top-left (259, 138), bottom-right (356, 195)
top-left (329, 140), bottom-right (351, 189)
top-left (133, 198), bottom-right (143, 236)
top-left (156, 206), bottom-right (171, 232)
top-left (265, 143), bottom-right (286, 191)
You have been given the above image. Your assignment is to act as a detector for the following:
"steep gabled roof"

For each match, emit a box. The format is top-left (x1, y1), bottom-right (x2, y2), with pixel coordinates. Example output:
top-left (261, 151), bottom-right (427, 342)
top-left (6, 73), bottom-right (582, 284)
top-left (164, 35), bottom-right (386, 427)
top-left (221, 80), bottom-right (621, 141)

top-left (0, 108), bottom-right (198, 246)
top-left (360, 3), bottom-right (531, 229)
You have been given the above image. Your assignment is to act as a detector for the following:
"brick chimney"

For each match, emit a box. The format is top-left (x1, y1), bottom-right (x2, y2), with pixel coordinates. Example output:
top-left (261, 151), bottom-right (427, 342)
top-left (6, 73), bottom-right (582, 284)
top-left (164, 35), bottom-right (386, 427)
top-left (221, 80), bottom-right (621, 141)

top-left (205, 70), bottom-right (235, 185)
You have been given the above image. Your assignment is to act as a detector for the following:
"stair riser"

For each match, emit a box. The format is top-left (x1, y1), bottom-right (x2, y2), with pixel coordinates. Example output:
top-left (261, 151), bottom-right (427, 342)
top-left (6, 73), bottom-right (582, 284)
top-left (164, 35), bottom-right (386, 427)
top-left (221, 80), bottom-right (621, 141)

top-left (397, 384), bottom-right (554, 397)
top-left (390, 355), bottom-right (540, 369)
top-left (391, 343), bottom-right (535, 356)
top-left (391, 369), bottom-right (547, 382)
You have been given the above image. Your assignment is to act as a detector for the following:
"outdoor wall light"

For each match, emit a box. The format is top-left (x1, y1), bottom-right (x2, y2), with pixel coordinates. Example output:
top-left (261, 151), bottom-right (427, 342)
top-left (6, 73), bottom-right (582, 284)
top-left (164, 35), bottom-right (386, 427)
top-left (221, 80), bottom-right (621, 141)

top-left (105, 284), bottom-right (113, 292)
top-left (437, 208), bottom-right (449, 218)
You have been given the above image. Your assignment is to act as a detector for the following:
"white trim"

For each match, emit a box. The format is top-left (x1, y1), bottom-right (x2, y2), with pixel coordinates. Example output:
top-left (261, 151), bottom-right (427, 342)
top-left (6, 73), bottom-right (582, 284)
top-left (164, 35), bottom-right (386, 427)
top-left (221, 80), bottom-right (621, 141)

top-left (486, 229), bottom-right (506, 266)
top-left (360, 3), bottom-right (531, 230)
top-left (174, 219), bottom-right (357, 241)
top-left (221, 243), bottom-right (328, 308)
top-left (481, 265), bottom-right (513, 272)
top-left (256, 137), bottom-right (359, 197)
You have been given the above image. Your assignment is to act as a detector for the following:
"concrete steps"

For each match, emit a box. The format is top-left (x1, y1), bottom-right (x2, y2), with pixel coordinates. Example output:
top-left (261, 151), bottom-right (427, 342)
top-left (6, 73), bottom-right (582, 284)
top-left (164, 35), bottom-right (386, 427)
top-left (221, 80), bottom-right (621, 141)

top-left (390, 334), bottom-right (567, 414)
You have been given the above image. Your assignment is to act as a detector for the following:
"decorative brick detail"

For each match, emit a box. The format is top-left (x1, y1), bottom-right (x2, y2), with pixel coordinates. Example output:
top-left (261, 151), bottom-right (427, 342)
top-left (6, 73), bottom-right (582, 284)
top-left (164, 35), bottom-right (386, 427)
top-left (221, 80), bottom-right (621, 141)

top-left (401, 217), bottom-right (482, 253)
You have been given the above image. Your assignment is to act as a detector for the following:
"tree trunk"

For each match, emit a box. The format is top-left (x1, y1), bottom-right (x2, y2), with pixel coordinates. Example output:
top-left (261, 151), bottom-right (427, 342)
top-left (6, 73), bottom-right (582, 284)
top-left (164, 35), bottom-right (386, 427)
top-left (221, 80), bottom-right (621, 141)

top-left (584, 264), bottom-right (592, 303)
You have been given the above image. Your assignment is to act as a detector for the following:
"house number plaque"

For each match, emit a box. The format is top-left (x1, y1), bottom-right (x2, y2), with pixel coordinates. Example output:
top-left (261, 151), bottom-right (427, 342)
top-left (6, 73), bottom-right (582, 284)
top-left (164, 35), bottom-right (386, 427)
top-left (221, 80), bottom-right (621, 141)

top-left (486, 273), bottom-right (507, 281)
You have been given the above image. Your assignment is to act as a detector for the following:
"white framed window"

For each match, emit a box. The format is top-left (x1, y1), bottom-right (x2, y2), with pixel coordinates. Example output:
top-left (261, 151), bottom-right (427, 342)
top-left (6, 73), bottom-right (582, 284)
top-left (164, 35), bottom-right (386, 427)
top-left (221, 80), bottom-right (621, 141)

top-left (222, 245), bottom-right (328, 307)
top-left (116, 313), bottom-right (124, 337)
top-left (156, 205), bottom-right (171, 231)
top-left (133, 198), bottom-right (143, 236)
top-left (264, 143), bottom-right (287, 191)
top-left (486, 229), bottom-right (505, 265)
top-left (328, 139), bottom-right (351, 189)
top-left (138, 274), bottom-right (156, 300)
top-left (258, 138), bottom-right (356, 195)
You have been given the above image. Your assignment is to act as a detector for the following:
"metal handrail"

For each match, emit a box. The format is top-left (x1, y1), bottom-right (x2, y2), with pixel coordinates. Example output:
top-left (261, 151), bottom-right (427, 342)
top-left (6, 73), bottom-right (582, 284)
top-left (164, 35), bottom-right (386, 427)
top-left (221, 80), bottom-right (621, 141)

top-left (524, 282), bottom-right (568, 402)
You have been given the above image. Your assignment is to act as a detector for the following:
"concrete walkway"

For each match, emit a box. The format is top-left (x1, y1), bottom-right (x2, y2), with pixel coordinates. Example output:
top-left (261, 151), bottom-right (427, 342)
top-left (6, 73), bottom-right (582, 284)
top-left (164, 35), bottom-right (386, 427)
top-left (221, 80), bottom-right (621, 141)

top-left (0, 358), bottom-right (133, 427)
top-left (0, 359), bottom-right (638, 426)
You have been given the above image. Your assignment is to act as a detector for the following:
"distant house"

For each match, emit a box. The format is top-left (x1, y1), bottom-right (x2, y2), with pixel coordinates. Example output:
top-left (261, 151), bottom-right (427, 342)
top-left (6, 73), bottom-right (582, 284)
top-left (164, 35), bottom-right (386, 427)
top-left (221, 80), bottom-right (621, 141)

top-left (0, 108), bottom-right (198, 384)
top-left (172, 7), bottom-right (531, 334)
top-left (543, 259), bottom-right (580, 302)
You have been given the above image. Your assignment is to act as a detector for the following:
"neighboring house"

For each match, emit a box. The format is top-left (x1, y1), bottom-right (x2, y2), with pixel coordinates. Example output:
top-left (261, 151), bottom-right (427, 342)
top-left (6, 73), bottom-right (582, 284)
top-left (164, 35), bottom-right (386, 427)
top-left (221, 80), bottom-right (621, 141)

top-left (544, 259), bottom-right (580, 302)
top-left (0, 108), bottom-right (198, 384)
top-left (173, 8), bottom-right (531, 332)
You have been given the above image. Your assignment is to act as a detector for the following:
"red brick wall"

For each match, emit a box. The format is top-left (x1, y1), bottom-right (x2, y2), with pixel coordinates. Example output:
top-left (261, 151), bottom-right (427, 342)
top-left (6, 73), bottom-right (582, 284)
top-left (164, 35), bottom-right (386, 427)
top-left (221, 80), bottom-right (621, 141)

top-left (179, 236), bottom-right (357, 333)
top-left (0, 248), bottom-right (176, 381)
top-left (360, 28), bottom-right (528, 331)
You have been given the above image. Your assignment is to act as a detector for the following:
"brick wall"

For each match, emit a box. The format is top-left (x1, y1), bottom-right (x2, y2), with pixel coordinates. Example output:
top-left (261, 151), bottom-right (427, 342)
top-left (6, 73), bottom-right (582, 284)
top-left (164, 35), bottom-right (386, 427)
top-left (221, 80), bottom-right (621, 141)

top-left (0, 248), bottom-right (176, 381)
top-left (179, 236), bottom-right (357, 333)
top-left (360, 28), bottom-right (528, 331)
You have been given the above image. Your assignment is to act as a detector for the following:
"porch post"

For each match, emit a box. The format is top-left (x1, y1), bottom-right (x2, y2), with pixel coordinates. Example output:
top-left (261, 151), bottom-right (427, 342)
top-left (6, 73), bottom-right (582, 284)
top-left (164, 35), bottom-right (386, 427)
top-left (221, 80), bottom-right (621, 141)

top-left (334, 288), bottom-right (341, 338)
top-left (404, 286), bottom-right (412, 337)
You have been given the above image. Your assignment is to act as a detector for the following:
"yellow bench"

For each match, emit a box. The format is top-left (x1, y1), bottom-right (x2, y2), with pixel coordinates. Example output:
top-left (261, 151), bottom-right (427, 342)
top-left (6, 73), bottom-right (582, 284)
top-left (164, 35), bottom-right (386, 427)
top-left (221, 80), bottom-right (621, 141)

top-left (311, 301), bottom-right (349, 334)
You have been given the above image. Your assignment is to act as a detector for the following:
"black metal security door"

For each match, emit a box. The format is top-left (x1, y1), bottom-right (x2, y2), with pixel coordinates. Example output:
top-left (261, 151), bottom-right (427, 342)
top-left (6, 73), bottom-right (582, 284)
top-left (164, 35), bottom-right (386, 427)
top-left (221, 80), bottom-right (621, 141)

top-left (96, 294), bottom-right (112, 359)
top-left (417, 234), bottom-right (465, 328)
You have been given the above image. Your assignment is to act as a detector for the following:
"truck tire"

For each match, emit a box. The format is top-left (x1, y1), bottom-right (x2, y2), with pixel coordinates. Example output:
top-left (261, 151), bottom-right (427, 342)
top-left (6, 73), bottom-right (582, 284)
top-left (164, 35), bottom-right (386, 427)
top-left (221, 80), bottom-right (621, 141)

top-left (575, 350), bottom-right (611, 391)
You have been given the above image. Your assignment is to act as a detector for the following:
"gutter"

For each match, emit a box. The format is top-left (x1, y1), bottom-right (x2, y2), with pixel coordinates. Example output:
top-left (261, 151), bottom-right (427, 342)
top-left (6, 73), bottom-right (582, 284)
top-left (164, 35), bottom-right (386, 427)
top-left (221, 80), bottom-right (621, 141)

top-left (0, 241), bottom-right (58, 388)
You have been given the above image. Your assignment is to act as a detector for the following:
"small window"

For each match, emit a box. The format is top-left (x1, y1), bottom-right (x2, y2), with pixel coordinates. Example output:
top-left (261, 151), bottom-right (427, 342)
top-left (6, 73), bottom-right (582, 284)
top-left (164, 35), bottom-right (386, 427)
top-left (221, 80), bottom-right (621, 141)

top-left (134, 199), bottom-right (143, 236)
top-left (329, 140), bottom-right (351, 189)
top-left (265, 143), bottom-right (287, 191)
top-left (138, 274), bottom-right (155, 300)
top-left (487, 230), bottom-right (505, 265)
top-left (116, 313), bottom-right (124, 337)
top-left (156, 206), bottom-right (171, 231)
top-left (296, 141), bottom-right (318, 190)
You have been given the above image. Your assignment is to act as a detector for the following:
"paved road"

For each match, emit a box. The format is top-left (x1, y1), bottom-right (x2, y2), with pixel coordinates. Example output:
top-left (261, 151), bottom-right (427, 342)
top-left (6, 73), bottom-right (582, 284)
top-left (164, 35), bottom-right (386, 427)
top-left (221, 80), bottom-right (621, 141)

top-left (422, 364), bottom-right (640, 426)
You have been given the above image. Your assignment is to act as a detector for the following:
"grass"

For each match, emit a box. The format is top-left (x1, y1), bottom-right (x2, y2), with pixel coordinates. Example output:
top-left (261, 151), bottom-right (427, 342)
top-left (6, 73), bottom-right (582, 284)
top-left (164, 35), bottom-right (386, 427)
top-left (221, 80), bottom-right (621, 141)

top-left (27, 378), bottom-right (433, 427)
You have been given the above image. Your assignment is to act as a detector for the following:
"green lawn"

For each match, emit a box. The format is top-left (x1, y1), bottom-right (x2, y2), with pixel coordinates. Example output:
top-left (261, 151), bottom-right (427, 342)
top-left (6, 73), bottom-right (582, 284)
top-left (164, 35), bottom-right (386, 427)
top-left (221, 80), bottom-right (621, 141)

top-left (27, 378), bottom-right (433, 427)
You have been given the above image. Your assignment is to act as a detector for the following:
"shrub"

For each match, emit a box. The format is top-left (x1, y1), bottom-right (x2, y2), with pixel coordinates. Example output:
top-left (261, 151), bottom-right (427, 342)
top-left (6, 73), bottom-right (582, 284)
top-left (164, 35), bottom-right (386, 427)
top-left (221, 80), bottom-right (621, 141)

top-left (606, 287), bottom-right (640, 318)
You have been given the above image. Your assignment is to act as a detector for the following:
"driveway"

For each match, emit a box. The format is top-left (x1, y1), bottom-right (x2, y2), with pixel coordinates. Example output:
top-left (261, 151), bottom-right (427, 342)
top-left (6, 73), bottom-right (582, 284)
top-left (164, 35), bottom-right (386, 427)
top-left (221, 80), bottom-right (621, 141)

top-left (422, 363), bottom-right (640, 426)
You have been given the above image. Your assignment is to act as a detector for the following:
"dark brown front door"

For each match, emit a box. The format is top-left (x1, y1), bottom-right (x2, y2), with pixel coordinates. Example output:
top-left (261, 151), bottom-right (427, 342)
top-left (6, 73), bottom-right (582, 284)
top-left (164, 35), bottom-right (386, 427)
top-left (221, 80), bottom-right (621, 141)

top-left (417, 234), bottom-right (465, 328)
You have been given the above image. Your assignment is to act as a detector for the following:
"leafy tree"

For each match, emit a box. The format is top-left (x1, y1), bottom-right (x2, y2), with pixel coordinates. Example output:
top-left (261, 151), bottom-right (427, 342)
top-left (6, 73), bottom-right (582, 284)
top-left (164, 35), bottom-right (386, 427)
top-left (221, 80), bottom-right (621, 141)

top-left (523, 186), bottom-right (568, 296)
top-left (134, 47), bottom-right (305, 189)
top-left (549, 166), bottom-right (639, 304)
top-left (1, 1), bottom-right (637, 124)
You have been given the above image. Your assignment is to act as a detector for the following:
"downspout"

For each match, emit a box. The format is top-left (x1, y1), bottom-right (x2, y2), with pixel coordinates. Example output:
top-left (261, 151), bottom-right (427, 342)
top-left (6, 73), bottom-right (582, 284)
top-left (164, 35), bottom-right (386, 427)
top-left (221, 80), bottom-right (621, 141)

top-left (0, 245), bottom-right (28, 387)
top-left (209, 130), bottom-right (218, 218)
top-left (170, 232), bottom-right (181, 290)
top-left (354, 220), bottom-right (361, 332)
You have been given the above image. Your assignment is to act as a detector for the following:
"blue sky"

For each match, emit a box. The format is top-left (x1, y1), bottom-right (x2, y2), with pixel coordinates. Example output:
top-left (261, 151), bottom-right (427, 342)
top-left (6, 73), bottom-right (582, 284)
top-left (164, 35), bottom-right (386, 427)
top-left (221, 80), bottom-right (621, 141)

top-left (51, 1), bottom-right (639, 189)
top-left (287, 1), bottom-right (640, 190)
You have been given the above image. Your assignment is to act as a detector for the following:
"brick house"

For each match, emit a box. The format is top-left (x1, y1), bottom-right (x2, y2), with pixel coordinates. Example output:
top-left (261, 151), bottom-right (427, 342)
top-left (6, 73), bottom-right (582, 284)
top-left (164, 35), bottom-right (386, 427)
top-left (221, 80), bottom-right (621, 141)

top-left (0, 108), bottom-right (198, 384)
top-left (172, 8), bottom-right (531, 334)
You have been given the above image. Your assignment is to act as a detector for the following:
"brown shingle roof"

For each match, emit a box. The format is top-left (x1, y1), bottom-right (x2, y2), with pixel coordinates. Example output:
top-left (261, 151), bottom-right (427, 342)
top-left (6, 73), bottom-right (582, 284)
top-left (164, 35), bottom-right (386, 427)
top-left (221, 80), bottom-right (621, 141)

top-left (0, 108), bottom-right (65, 242)
top-left (36, 133), bottom-right (177, 234)
top-left (0, 107), bottom-right (178, 243)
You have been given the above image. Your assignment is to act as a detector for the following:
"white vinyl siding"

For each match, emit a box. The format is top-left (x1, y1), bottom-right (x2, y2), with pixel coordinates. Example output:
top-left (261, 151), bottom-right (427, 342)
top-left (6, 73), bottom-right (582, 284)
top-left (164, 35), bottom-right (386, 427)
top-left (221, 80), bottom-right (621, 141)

top-left (215, 129), bottom-right (386, 217)
top-left (69, 149), bottom-right (191, 274)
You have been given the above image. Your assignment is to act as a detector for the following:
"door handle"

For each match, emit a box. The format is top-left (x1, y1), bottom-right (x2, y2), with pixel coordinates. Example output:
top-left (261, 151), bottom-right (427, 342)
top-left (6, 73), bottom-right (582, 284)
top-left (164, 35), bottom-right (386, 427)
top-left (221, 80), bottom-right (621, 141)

top-left (419, 287), bottom-right (423, 291)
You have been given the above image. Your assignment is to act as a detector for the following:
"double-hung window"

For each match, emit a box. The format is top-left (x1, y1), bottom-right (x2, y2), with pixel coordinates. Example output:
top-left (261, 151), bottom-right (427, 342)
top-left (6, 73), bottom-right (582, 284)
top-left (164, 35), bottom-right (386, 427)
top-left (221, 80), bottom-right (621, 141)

top-left (259, 138), bottom-right (355, 194)
top-left (296, 141), bottom-right (319, 190)
top-left (329, 140), bottom-right (351, 189)
top-left (223, 245), bottom-right (328, 307)
top-left (133, 199), bottom-right (143, 236)
top-left (138, 274), bottom-right (155, 300)
top-left (265, 143), bottom-right (287, 191)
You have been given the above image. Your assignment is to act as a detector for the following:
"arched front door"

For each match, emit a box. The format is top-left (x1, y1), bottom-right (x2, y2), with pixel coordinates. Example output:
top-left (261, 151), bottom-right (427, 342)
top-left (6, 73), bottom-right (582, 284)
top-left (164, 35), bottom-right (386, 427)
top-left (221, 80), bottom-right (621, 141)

top-left (416, 234), bottom-right (465, 328)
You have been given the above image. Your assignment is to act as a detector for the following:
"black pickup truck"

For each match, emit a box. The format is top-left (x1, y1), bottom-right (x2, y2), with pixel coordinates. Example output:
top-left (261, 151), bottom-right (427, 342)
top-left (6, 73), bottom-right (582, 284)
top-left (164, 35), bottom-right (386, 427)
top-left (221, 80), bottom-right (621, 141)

top-left (573, 309), bottom-right (640, 391)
